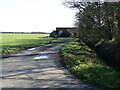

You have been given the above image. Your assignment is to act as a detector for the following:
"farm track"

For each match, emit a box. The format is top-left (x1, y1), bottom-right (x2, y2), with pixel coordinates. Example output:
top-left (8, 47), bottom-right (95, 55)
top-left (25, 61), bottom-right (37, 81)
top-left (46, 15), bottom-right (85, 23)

top-left (1, 39), bottom-right (103, 89)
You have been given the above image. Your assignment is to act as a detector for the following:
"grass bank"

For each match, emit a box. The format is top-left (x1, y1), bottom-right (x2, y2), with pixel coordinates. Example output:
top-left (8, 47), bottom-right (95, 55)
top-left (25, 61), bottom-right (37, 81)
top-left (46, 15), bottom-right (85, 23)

top-left (60, 39), bottom-right (120, 89)
top-left (1, 33), bottom-right (59, 55)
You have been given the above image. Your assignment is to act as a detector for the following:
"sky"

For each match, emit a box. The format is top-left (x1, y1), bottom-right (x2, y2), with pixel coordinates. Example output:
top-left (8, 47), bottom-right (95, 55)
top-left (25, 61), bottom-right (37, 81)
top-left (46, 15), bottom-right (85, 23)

top-left (0, 0), bottom-right (76, 33)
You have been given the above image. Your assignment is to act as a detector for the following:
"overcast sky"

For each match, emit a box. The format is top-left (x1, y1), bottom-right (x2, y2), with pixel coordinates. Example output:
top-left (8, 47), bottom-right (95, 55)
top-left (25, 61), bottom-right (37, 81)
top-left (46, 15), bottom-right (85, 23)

top-left (0, 0), bottom-right (76, 33)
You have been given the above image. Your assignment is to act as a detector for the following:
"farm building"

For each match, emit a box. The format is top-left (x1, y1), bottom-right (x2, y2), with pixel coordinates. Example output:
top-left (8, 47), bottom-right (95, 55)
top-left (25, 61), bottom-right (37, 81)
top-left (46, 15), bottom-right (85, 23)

top-left (50, 27), bottom-right (77, 37)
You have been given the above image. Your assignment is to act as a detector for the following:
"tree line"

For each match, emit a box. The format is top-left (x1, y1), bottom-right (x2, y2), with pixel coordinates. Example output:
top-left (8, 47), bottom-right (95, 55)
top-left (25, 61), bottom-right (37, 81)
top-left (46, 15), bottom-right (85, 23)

top-left (1, 32), bottom-right (49, 34)
top-left (64, 1), bottom-right (120, 70)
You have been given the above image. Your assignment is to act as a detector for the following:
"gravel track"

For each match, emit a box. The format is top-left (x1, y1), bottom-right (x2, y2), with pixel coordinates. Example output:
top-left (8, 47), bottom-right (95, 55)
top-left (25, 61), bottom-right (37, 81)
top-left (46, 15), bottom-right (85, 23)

top-left (1, 39), bottom-right (103, 89)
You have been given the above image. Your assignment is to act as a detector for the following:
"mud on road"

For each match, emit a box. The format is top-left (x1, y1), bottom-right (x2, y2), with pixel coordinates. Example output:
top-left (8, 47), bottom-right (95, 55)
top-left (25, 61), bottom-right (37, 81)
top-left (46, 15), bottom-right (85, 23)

top-left (1, 39), bottom-right (103, 89)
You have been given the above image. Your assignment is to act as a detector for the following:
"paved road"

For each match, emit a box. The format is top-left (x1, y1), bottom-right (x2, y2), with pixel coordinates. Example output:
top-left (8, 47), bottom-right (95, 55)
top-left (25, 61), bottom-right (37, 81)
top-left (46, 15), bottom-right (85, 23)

top-left (1, 39), bottom-right (103, 89)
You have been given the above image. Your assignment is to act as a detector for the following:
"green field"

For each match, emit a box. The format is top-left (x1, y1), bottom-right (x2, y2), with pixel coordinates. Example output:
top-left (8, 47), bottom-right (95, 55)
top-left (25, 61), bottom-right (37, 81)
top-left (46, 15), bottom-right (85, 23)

top-left (1, 33), bottom-right (56, 55)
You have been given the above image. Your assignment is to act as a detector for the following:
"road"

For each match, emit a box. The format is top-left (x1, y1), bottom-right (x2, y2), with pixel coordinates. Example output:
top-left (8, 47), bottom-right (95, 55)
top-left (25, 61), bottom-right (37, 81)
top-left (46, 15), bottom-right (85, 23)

top-left (1, 39), bottom-right (103, 89)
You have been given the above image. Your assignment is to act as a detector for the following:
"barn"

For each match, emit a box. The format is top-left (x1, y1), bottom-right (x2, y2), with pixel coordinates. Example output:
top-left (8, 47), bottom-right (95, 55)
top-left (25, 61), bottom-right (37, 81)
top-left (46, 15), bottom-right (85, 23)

top-left (50, 27), bottom-right (76, 37)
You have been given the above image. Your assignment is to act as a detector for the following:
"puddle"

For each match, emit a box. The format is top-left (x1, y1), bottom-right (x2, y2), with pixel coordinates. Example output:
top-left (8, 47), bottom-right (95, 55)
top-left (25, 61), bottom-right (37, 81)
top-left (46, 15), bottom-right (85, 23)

top-left (33, 56), bottom-right (49, 60)
top-left (28, 48), bottom-right (36, 50)
top-left (27, 46), bottom-right (45, 51)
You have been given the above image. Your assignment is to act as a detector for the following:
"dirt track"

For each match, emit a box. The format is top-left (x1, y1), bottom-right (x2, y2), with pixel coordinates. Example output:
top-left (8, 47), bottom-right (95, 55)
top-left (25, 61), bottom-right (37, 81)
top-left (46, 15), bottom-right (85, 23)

top-left (1, 39), bottom-right (103, 89)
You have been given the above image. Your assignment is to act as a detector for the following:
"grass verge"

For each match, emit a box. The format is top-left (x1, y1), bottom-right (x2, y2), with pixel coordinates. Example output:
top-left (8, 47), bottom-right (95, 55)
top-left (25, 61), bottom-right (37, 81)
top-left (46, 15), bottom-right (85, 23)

top-left (60, 38), bottom-right (120, 89)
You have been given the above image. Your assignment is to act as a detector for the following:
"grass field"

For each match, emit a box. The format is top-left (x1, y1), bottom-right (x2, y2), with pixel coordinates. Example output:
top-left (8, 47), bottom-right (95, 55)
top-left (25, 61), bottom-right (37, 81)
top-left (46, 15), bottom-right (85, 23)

top-left (1, 33), bottom-right (57, 55)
